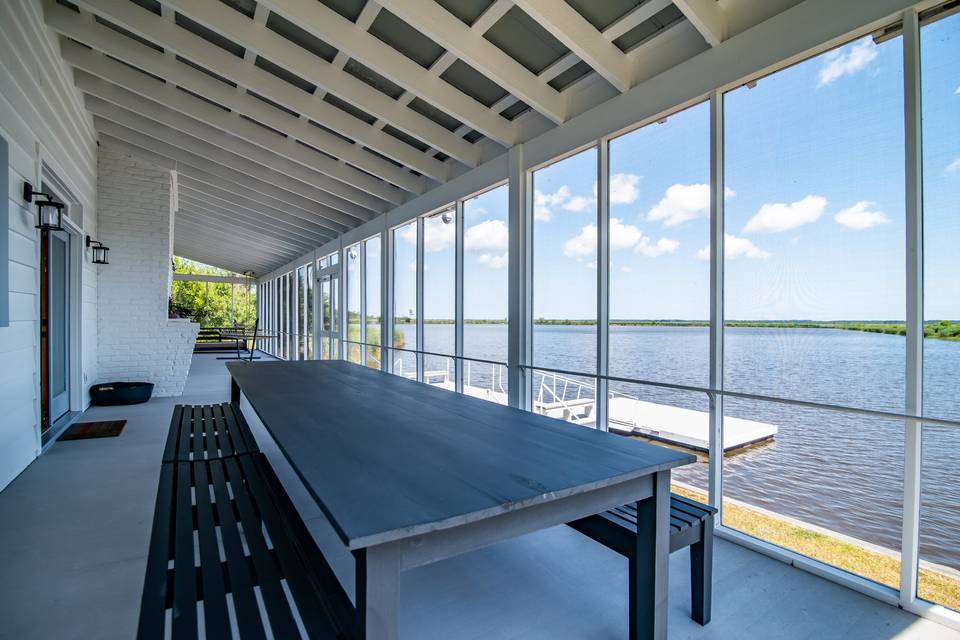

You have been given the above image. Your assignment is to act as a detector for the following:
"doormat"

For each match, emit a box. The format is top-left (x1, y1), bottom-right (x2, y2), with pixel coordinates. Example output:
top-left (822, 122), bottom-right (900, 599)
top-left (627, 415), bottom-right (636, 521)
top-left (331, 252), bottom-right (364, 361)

top-left (58, 420), bottom-right (127, 441)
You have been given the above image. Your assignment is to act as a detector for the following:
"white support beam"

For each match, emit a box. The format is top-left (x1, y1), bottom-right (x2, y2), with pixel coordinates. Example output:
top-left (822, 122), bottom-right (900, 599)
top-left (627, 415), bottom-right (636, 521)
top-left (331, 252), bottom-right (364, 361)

top-left (673, 0), bottom-right (727, 47)
top-left (43, 0), bottom-right (450, 181)
top-left (511, 0), bottom-right (632, 92)
top-left (83, 88), bottom-right (392, 214)
top-left (97, 132), bottom-right (358, 234)
top-left (58, 39), bottom-right (426, 194)
top-left (900, 6), bottom-right (922, 611)
top-left (605, 0), bottom-right (674, 41)
top-left (88, 105), bottom-right (372, 226)
top-left (74, 68), bottom-right (407, 204)
top-left (375, 0), bottom-right (568, 124)
top-left (257, 0), bottom-right (518, 145)
top-left (155, 0), bottom-right (482, 165)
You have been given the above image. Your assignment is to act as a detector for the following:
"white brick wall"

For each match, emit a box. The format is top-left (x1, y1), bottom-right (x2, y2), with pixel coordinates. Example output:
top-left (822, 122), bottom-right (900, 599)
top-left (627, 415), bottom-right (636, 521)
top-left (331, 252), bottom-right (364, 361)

top-left (96, 142), bottom-right (198, 396)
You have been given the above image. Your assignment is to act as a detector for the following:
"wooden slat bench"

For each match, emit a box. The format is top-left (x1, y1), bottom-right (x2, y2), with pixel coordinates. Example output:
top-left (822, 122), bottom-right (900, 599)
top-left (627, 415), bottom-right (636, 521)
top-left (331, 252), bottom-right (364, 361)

top-left (162, 403), bottom-right (259, 463)
top-left (568, 493), bottom-right (716, 625)
top-left (138, 454), bottom-right (356, 639)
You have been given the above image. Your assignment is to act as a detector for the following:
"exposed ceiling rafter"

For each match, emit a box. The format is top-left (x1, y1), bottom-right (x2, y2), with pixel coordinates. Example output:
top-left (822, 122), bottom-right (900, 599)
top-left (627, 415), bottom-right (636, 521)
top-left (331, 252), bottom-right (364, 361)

top-left (257, 0), bottom-right (519, 145)
top-left (374, 0), bottom-right (568, 124)
top-left (153, 0), bottom-right (481, 166)
top-left (43, 0), bottom-right (450, 181)
top-left (511, 0), bottom-right (633, 92)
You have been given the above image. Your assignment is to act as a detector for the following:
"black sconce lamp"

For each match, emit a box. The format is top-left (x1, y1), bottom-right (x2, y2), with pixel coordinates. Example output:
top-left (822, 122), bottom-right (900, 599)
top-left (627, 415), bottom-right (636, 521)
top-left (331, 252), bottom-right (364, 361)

top-left (86, 235), bottom-right (110, 265)
top-left (23, 182), bottom-right (64, 231)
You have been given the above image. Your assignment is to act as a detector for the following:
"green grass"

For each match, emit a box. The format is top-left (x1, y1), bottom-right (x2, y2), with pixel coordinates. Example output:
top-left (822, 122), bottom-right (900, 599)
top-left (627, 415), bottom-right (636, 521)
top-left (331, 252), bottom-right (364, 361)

top-left (673, 485), bottom-right (960, 611)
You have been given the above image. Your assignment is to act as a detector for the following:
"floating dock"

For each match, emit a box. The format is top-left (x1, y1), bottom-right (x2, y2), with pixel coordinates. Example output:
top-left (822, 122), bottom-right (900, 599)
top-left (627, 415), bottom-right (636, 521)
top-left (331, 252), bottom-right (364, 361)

top-left (606, 397), bottom-right (777, 452)
top-left (426, 370), bottom-right (777, 453)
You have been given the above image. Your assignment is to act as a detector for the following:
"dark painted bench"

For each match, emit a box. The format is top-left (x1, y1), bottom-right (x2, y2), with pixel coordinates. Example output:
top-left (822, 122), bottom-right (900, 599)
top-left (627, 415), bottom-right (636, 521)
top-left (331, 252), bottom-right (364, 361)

top-left (139, 404), bottom-right (356, 639)
top-left (161, 402), bottom-right (259, 463)
top-left (568, 493), bottom-right (716, 625)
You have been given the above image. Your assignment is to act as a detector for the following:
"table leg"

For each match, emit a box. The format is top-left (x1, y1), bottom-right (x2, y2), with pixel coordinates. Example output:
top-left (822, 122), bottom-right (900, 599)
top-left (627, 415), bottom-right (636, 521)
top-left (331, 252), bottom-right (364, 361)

top-left (354, 545), bottom-right (401, 640)
top-left (630, 469), bottom-right (670, 640)
top-left (231, 377), bottom-right (241, 403)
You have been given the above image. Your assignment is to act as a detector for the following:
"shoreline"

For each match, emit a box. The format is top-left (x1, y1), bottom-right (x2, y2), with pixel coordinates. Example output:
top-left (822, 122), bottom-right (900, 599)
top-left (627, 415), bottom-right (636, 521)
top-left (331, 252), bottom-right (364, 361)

top-left (388, 319), bottom-right (960, 341)
top-left (671, 481), bottom-right (960, 609)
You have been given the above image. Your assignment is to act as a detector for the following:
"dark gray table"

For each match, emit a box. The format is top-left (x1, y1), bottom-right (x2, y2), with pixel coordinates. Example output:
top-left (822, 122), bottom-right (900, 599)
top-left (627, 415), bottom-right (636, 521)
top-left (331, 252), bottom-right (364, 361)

top-left (227, 359), bottom-right (693, 640)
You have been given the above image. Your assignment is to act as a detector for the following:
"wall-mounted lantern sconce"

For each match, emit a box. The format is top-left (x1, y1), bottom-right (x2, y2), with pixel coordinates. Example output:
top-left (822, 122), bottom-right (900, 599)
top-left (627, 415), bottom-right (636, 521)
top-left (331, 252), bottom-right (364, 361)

top-left (23, 181), bottom-right (64, 231)
top-left (86, 235), bottom-right (110, 265)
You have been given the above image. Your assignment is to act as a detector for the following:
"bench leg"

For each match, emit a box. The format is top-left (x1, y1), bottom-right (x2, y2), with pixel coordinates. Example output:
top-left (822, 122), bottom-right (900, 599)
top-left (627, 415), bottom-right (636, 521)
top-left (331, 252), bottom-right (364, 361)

top-left (690, 514), bottom-right (713, 625)
top-left (630, 470), bottom-right (670, 640)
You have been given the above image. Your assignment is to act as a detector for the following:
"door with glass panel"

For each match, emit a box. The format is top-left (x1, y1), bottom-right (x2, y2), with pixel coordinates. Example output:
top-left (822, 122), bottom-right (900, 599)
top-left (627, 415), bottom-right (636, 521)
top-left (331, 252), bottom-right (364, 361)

top-left (42, 229), bottom-right (71, 428)
top-left (317, 263), bottom-right (341, 360)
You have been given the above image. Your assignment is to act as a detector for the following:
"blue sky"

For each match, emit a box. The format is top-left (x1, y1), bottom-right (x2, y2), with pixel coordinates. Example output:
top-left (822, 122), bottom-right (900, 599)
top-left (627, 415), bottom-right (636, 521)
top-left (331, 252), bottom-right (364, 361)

top-left (378, 21), bottom-right (959, 324)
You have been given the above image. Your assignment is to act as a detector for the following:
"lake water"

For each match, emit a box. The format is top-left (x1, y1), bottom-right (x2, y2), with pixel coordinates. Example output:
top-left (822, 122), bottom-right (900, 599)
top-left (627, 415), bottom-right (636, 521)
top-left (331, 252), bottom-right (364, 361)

top-left (394, 323), bottom-right (959, 571)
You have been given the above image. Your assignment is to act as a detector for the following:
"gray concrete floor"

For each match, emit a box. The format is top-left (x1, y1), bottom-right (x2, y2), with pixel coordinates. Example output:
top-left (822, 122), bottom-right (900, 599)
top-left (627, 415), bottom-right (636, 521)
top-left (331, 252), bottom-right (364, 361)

top-left (0, 353), bottom-right (957, 640)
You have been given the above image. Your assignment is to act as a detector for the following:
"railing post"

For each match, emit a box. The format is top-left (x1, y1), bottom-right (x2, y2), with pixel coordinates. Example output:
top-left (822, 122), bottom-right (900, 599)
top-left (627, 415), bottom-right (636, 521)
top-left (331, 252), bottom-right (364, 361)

top-left (901, 6), bottom-right (923, 610)
top-left (708, 90), bottom-right (725, 520)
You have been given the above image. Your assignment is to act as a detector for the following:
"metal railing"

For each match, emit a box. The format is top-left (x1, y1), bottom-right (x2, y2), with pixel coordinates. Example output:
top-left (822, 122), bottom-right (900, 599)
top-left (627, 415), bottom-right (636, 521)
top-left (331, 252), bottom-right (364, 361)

top-left (521, 363), bottom-right (960, 430)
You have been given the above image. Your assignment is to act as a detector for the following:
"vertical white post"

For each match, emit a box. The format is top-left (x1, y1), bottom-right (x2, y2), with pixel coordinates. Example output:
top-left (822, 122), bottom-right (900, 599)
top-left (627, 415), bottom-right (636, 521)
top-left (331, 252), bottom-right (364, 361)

top-left (901, 6), bottom-right (923, 609)
top-left (416, 216), bottom-right (425, 382)
top-left (455, 199), bottom-right (465, 394)
top-left (708, 91), bottom-right (725, 519)
top-left (596, 141), bottom-right (610, 431)
top-left (359, 241), bottom-right (367, 365)
top-left (508, 144), bottom-right (532, 410)
top-left (381, 228), bottom-right (392, 372)
top-left (339, 236), bottom-right (350, 360)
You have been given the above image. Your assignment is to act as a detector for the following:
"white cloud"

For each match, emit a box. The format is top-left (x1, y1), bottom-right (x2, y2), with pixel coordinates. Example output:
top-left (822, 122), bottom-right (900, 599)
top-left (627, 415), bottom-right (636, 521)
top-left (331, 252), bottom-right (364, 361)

top-left (834, 201), bottom-right (890, 230)
top-left (638, 237), bottom-right (679, 257)
top-left (954, 85), bottom-right (959, 95)
top-left (398, 224), bottom-right (417, 245)
top-left (464, 219), bottom-right (508, 253)
top-left (563, 224), bottom-right (597, 259)
top-left (565, 218), bottom-right (678, 260)
top-left (697, 234), bottom-right (770, 261)
top-left (610, 173), bottom-right (641, 205)
top-left (818, 38), bottom-right (878, 87)
top-left (743, 195), bottom-right (827, 233)
top-left (408, 260), bottom-right (417, 273)
top-left (477, 252), bottom-right (508, 268)
top-left (610, 218), bottom-right (643, 251)
top-left (620, 266), bottom-right (633, 273)
top-left (945, 158), bottom-right (960, 176)
top-left (647, 183), bottom-right (734, 227)
top-left (422, 218), bottom-right (455, 252)
top-left (534, 185), bottom-right (570, 221)
top-left (563, 194), bottom-right (595, 212)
